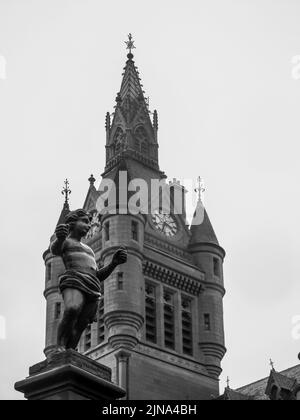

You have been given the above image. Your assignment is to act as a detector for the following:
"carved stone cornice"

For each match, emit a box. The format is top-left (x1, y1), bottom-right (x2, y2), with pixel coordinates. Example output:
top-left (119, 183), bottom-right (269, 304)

top-left (143, 260), bottom-right (204, 296)
top-left (103, 149), bottom-right (162, 176)
top-left (144, 233), bottom-right (193, 262)
top-left (136, 343), bottom-right (209, 377)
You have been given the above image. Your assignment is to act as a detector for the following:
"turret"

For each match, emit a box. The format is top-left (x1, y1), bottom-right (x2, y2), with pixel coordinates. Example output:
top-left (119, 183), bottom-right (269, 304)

top-left (189, 202), bottom-right (226, 378)
top-left (101, 208), bottom-right (145, 350)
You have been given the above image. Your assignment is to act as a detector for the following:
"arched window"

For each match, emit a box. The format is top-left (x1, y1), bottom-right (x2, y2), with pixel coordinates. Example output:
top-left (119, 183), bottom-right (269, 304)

top-left (113, 127), bottom-right (124, 155)
top-left (141, 142), bottom-right (149, 155)
top-left (135, 126), bottom-right (147, 140)
top-left (115, 142), bottom-right (121, 155)
top-left (134, 138), bottom-right (140, 151)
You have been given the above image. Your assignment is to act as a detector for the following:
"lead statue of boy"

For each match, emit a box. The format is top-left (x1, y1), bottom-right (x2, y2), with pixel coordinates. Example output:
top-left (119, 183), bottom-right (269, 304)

top-left (50, 209), bottom-right (127, 352)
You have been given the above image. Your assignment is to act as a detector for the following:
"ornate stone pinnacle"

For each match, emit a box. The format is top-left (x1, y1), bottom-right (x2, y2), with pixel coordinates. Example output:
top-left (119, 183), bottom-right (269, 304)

top-left (61, 179), bottom-right (71, 204)
top-left (153, 110), bottom-right (158, 129)
top-left (105, 112), bottom-right (111, 131)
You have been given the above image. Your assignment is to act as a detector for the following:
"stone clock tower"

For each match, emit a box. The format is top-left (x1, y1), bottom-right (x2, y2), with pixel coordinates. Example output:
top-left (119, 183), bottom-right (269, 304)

top-left (43, 37), bottom-right (226, 400)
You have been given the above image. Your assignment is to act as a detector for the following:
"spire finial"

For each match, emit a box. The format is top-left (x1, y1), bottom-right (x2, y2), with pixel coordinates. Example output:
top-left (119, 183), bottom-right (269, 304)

top-left (195, 176), bottom-right (206, 202)
top-left (125, 33), bottom-right (136, 58)
top-left (226, 377), bottom-right (230, 388)
top-left (61, 179), bottom-right (71, 204)
top-left (270, 359), bottom-right (275, 371)
top-left (88, 174), bottom-right (96, 187)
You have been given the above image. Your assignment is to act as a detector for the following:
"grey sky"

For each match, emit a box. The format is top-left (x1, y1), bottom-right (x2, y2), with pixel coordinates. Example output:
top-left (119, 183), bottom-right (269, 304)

top-left (0, 0), bottom-right (300, 399)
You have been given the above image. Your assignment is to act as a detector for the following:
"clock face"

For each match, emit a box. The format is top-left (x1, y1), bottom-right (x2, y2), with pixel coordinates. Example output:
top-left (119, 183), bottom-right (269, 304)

top-left (151, 211), bottom-right (178, 237)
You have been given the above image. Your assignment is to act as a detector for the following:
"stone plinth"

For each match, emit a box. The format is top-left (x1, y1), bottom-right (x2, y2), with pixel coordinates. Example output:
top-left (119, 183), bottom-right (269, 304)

top-left (15, 349), bottom-right (126, 400)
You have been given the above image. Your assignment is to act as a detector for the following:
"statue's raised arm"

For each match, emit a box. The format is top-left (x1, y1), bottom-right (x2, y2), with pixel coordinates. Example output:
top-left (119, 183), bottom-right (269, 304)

top-left (96, 246), bottom-right (128, 282)
top-left (50, 224), bottom-right (69, 256)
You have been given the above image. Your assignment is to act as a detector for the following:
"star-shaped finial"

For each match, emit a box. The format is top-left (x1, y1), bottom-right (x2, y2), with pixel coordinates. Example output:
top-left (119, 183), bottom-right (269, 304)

top-left (125, 33), bottom-right (136, 55)
top-left (61, 178), bottom-right (71, 204)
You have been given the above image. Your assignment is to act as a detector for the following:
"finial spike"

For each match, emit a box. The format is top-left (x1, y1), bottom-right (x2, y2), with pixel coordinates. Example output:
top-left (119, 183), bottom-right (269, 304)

top-left (270, 359), bottom-right (275, 371)
top-left (194, 176), bottom-right (205, 202)
top-left (61, 179), bottom-right (71, 204)
top-left (88, 174), bottom-right (96, 186)
top-left (226, 377), bottom-right (230, 389)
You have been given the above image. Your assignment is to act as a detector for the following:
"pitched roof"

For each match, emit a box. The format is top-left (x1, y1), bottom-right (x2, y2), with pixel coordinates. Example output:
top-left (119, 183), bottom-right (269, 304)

top-left (217, 388), bottom-right (253, 400)
top-left (189, 201), bottom-right (219, 245)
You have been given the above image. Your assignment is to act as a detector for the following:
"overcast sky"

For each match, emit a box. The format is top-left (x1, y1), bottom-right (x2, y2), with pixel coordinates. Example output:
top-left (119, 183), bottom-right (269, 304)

top-left (1, 0), bottom-right (300, 399)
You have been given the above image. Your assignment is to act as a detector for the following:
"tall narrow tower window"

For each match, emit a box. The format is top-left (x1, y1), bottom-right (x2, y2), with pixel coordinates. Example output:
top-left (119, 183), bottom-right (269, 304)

top-left (213, 258), bottom-right (220, 277)
top-left (163, 291), bottom-right (175, 350)
top-left (104, 222), bottom-right (110, 242)
top-left (181, 298), bottom-right (193, 356)
top-left (132, 221), bottom-right (139, 241)
top-left (98, 297), bottom-right (105, 344)
top-left (117, 272), bottom-right (124, 290)
top-left (84, 325), bottom-right (91, 351)
top-left (46, 263), bottom-right (52, 282)
top-left (204, 314), bottom-right (211, 331)
top-left (54, 302), bottom-right (61, 320)
top-left (145, 283), bottom-right (157, 343)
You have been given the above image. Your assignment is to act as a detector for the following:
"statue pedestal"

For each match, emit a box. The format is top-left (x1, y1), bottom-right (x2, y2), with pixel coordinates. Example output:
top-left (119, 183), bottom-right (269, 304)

top-left (15, 349), bottom-right (126, 401)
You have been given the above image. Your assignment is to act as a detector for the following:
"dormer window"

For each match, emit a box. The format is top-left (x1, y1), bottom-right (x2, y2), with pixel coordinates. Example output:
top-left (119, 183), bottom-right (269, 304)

top-left (270, 385), bottom-right (279, 401)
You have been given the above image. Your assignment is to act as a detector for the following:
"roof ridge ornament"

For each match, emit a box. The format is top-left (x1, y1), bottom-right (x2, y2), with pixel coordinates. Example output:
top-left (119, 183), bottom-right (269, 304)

top-left (125, 33), bottom-right (136, 59)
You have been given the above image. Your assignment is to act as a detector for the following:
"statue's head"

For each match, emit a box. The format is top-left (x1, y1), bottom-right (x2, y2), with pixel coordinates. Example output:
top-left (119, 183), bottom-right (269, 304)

top-left (65, 209), bottom-right (92, 237)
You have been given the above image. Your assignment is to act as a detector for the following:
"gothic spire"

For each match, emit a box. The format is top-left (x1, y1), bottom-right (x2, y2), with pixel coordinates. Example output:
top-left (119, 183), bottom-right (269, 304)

top-left (118, 34), bottom-right (147, 105)
top-left (104, 35), bottom-right (160, 175)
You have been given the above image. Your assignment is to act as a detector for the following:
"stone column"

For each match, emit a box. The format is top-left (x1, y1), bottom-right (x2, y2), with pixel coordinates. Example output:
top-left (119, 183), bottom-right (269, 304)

top-left (115, 350), bottom-right (131, 400)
